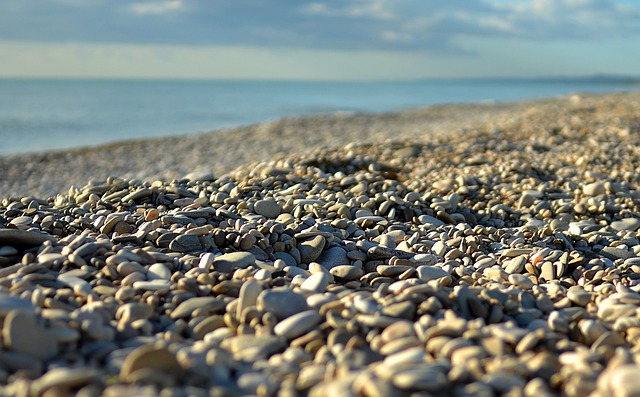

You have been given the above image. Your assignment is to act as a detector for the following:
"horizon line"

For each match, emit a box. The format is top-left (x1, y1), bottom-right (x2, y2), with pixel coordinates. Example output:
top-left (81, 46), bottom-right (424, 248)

top-left (1, 74), bottom-right (639, 84)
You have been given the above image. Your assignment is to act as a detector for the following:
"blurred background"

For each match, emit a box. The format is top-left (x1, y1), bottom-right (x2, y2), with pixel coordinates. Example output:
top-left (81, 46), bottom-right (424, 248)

top-left (1, 0), bottom-right (639, 154)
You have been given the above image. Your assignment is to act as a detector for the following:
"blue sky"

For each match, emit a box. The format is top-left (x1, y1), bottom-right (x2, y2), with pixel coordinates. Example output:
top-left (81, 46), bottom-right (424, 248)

top-left (0, 0), bottom-right (639, 80)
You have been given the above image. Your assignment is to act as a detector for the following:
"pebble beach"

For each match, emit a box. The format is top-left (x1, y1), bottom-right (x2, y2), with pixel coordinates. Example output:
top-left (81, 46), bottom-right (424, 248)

top-left (2, 91), bottom-right (640, 396)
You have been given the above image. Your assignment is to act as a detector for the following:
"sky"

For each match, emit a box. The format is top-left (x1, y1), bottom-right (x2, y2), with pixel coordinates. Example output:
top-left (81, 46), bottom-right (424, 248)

top-left (0, 0), bottom-right (639, 80)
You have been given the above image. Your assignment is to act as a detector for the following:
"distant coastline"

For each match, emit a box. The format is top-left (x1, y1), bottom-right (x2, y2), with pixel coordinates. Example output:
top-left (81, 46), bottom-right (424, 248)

top-left (1, 77), bottom-right (639, 156)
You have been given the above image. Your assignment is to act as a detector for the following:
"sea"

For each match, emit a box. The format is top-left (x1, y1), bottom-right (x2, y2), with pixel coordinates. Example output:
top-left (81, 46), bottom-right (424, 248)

top-left (0, 77), bottom-right (638, 155)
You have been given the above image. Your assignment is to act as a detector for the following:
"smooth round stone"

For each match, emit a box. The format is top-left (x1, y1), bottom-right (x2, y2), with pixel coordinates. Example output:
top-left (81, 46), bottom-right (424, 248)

top-left (122, 188), bottom-right (152, 203)
top-left (213, 252), bottom-right (256, 273)
top-left (133, 280), bottom-right (171, 292)
top-left (298, 236), bottom-right (326, 264)
top-left (0, 229), bottom-right (55, 248)
top-left (504, 256), bottom-right (526, 274)
top-left (0, 295), bottom-right (36, 316)
top-left (169, 234), bottom-right (202, 252)
top-left (300, 272), bottom-right (330, 293)
top-left (567, 287), bottom-right (592, 306)
top-left (147, 263), bottom-right (172, 280)
top-left (418, 215), bottom-right (445, 227)
top-left (274, 251), bottom-right (298, 268)
top-left (518, 191), bottom-right (538, 208)
top-left (31, 367), bottom-right (102, 396)
top-left (383, 346), bottom-right (425, 367)
top-left (330, 265), bottom-right (363, 281)
top-left (116, 303), bottom-right (154, 323)
top-left (237, 280), bottom-right (263, 319)
top-left (273, 310), bottom-right (322, 339)
top-left (583, 182), bottom-right (606, 196)
top-left (416, 266), bottom-right (451, 284)
top-left (601, 364), bottom-right (640, 397)
top-left (392, 366), bottom-right (448, 391)
top-left (257, 289), bottom-right (309, 320)
top-left (254, 198), bottom-right (281, 218)
top-left (58, 274), bottom-right (92, 296)
top-left (381, 321), bottom-right (416, 343)
top-left (317, 246), bottom-right (349, 270)
top-left (2, 310), bottom-right (58, 361)
top-left (612, 218), bottom-right (640, 232)
top-left (223, 335), bottom-right (284, 359)
top-left (0, 246), bottom-right (18, 256)
top-left (198, 252), bottom-right (216, 269)
top-left (600, 246), bottom-right (633, 261)
top-left (120, 344), bottom-right (182, 379)
top-left (509, 274), bottom-right (534, 289)
top-left (171, 297), bottom-right (226, 319)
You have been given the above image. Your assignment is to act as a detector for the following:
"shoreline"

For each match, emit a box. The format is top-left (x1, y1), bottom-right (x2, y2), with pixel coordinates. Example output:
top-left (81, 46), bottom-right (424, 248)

top-left (3, 91), bottom-right (638, 199)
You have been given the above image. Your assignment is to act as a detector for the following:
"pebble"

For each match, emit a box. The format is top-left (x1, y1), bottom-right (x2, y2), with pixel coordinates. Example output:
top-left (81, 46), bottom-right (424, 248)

top-left (318, 246), bottom-right (349, 270)
top-left (254, 198), bottom-right (282, 218)
top-left (417, 266), bottom-right (451, 284)
top-left (330, 265), bottom-right (363, 281)
top-left (298, 236), bottom-right (326, 264)
top-left (273, 310), bottom-right (322, 339)
top-left (0, 295), bottom-right (36, 316)
top-left (300, 272), bottom-right (330, 293)
top-left (257, 289), bottom-right (309, 319)
top-left (171, 297), bottom-right (226, 319)
top-left (169, 234), bottom-right (202, 252)
top-left (147, 263), bottom-right (172, 280)
top-left (583, 182), bottom-right (606, 196)
top-left (611, 218), bottom-right (640, 232)
top-left (120, 344), bottom-right (182, 380)
top-left (237, 280), bottom-right (262, 319)
top-left (601, 246), bottom-right (633, 261)
top-left (31, 367), bottom-right (102, 396)
top-left (0, 229), bottom-right (56, 248)
top-left (213, 252), bottom-right (256, 272)
top-left (2, 310), bottom-right (58, 361)
top-left (392, 366), bottom-right (448, 391)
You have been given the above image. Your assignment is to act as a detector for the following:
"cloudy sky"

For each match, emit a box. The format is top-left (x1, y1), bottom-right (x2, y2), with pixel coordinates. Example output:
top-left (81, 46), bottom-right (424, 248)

top-left (0, 0), bottom-right (639, 80)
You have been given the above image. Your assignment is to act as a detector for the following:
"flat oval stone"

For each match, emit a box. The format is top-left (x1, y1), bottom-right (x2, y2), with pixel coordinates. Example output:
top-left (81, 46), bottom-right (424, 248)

top-left (257, 289), bottom-right (309, 320)
top-left (120, 344), bottom-right (182, 379)
top-left (213, 252), bottom-right (256, 273)
top-left (254, 198), bottom-right (282, 218)
top-left (169, 234), bottom-right (202, 252)
top-left (392, 366), bottom-right (448, 391)
top-left (317, 246), bottom-right (349, 270)
top-left (417, 266), bottom-right (451, 284)
top-left (0, 295), bottom-right (36, 316)
top-left (171, 297), bottom-right (226, 319)
top-left (237, 280), bottom-right (263, 319)
top-left (330, 265), bottom-right (363, 281)
top-left (583, 182), bottom-right (605, 196)
top-left (611, 218), bottom-right (640, 232)
top-left (32, 367), bottom-right (102, 396)
top-left (2, 310), bottom-right (58, 361)
top-left (0, 229), bottom-right (55, 248)
top-left (132, 280), bottom-right (171, 292)
top-left (273, 310), bottom-right (322, 339)
top-left (300, 272), bottom-right (329, 293)
top-left (147, 263), bottom-right (172, 280)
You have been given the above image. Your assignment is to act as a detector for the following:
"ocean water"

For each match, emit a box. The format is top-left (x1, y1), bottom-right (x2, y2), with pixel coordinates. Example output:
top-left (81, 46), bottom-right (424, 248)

top-left (0, 78), bottom-right (638, 155)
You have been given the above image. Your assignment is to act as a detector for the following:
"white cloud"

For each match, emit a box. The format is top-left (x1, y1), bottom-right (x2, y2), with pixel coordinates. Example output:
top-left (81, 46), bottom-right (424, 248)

top-left (0, 0), bottom-right (638, 52)
top-left (129, 0), bottom-right (184, 16)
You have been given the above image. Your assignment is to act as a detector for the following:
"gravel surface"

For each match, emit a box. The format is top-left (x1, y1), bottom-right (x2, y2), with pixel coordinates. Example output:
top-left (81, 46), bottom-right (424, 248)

top-left (1, 91), bottom-right (640, 397)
